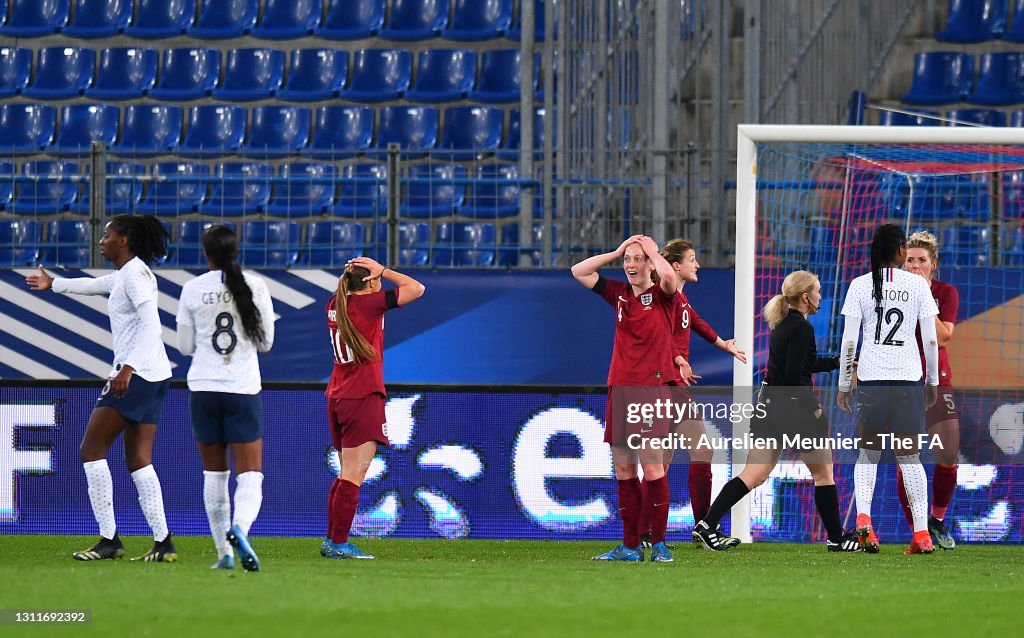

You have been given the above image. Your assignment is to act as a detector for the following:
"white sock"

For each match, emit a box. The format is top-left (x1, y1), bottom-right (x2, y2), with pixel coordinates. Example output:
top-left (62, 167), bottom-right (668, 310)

top-left (203, 470), bottom-right (232, 558)
top-left (232, 471), bottom-right (264, 537)
top-left (83, 460), bottom-right (116, 539)
top-left (131, 465), bottom-right (169, 542)
top-left (854, 448), bottom-right (882, 518)
top-left (897, 453), bottom-right (929, 533)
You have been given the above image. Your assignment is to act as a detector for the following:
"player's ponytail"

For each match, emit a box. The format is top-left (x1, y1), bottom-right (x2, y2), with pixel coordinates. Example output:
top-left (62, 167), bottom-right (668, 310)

top-left (108, 214), bottom-right (169, 265)
top-left (870, 224), bottom-right (907, 308)
top-left (202, 225), bottom-right (265, 347)
top-left (763, 270), bottom-right (818, 329)
top-left (334, 266), bottom-right (379, 364)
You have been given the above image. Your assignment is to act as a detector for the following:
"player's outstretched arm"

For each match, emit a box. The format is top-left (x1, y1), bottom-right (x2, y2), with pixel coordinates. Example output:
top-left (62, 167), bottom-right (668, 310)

top-left (26, 265), bottom-right (112, 295)
top-left (570, 235), bottom-right (643, 289)
top-left (714, 337), bottom-right (748, 364)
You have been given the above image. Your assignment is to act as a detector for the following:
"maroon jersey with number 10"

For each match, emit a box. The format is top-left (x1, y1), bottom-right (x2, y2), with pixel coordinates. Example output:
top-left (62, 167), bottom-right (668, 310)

top-left (325, 290), bottom-right (398, 399)
top-left (593, 276), bottom-right (677, 386)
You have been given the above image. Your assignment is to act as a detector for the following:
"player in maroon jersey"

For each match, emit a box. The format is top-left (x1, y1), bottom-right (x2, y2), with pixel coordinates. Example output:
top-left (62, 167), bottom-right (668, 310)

top-left (572, 235), bottom-right (679, 562)
top-left (901, 231), bottom-right (960, 549)
top-left (321, 256), bottom-right (425, 560)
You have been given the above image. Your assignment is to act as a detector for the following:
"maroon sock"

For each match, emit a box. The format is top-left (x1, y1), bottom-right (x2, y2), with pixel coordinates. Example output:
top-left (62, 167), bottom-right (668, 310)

top-left (330, 480), bottom-right (360, 544)
top-left (617, 478), bottom-right (642, 549)
top-left (327, 478), bottom-right (340, 538)
top-left (647, 476), bottom-right (670, 544)
top-left (637, 479), bottom-right (652, 537)
top-left (896, 466), bottom-right (913, 529)
top-left (688, 462), bottom-right (713, 523)
top-left (932, 464), bottom-right (958, 520)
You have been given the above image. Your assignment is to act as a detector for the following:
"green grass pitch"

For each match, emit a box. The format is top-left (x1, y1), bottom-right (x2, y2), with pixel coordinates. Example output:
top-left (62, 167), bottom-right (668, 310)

top-left (1, 535), bottom-right (1021, 637)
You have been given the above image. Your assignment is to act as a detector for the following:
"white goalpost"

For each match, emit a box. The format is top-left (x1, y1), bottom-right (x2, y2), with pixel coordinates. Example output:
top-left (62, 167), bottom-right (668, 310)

top-left (731, 124), bottom-right (1024, 544)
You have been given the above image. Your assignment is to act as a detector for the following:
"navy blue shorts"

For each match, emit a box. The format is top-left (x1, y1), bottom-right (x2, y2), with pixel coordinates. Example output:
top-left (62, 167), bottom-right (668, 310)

top-left (96, 376), bottom-right (170, 425)
top-left (190, 392), bottom-right (264, 445)
top-left (856, 380), bottom-right (926, 436)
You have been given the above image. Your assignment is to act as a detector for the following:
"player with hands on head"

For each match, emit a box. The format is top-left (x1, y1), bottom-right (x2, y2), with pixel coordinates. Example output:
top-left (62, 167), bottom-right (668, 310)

top-left (837, 224), bottom-right (940, 555)
top-left (26, 215), bottom-right (176, 563)
top-left (322, 255), bottom-right (425, 560)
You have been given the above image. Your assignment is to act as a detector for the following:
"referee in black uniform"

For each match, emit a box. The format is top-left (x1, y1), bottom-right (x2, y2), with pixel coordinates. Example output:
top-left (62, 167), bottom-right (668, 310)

top-left (692, 270), bottom-right (861, 552)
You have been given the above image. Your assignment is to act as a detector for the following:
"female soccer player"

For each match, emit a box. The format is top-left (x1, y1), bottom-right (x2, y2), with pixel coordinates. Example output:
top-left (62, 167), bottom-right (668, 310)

top-left (176, 225), bottom-right (276, 571)
top-left (322, 256), bottom-right (425, 560)
top-left (26, 215), bottom-right (176, 562)
top-left (571, 235), bottom-right (678, 562)
top-left (900, 231), bottom-right (960, 549)
top-left (837, 224), bottom-right (940, 555)
top-left (692, 270), bottom-right (861, 552)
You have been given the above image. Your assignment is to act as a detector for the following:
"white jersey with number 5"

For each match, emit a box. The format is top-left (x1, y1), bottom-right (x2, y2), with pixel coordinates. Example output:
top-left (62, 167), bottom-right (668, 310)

top-left (176, 270), bottom-right (276, 394)
top-left (840, 267), bottom-right (938, 382)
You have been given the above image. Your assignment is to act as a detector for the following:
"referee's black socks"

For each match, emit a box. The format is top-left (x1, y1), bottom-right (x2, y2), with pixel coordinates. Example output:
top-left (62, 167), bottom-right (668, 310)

top-left (703, 477), bottom-right (750, 528)
top-left (814, 484), bottom-right (844, 543)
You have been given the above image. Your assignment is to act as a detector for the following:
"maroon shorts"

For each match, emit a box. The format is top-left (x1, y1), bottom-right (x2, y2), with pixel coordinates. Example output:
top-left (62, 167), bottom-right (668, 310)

top-left (926, 387), bottom-right (959, 429)
top-left (604, 385), bottom-right (673, 446)
top-left (328, 393), bottom-right (389, 450)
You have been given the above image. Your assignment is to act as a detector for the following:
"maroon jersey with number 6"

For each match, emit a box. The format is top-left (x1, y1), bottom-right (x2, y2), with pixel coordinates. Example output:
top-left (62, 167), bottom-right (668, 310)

top-left (325, 290), bottom-right (398, 399)
top-left (592, 276), bottom-right (677, 386)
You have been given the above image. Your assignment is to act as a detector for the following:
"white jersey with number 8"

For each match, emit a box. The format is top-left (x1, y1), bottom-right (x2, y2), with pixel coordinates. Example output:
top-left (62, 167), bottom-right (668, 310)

top-left (176, 270), bottom-right (276, 394)
top-left (840, 267), bottom-right (938, 382)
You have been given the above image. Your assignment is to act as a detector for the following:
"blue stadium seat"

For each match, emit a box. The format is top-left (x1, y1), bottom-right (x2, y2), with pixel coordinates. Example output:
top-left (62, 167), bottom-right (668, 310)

top-left (87, 47), bottom-right (159, 100)
top-left (316, 0), bottom-right (385, 39)
top-left (459, 163), bottom-right (521, 218)
top-left (497, 107), bottom-right (547, 160)
top-left (439, 106), bottom-right (504, 160)
top-left (898, 174), bottom-right (990, 221)
top-left (0, 219), bottom-right (41, 267)
top-left (10, 161), bottom-right (80, 215)
top-left (252, 0), bottom-right (321, 39)
top-left (0, 161), bottom-right (14, 210)
top-left (470, 50), bottom-right (539, 103)
top-left (401, 163), bottom-right (466, 218)
top-left (1003, 170), bottom-right (1024, 219)
top-left (136, 162), bottom-right (209, 215)
top-left (444, 0), bottom-right (513, 40)
top-left (149, 48), bottom-right (220, 101)
top-left (497, 222), bottom-right (559, 266)
top-left (200, 162), bottom-right (273, 216)
top-left (22, 47), bottom-right (95, 99)
top-left (239, 221), bottom-right (300, 268)
top-left (0, 104), bottom-right (57, 152)
top-left (172, 220), bottom-right (234, 266)
top-left (937, 0), bottom-right (1007, 42)
top-left (379, 0), bottom-right (449, 40)
top-left (124, 0), bottom-right (196, 38)
top-left (332, 163), bottom-right (387, 217)
top-left (374, 106), bottom-right (439, 159)
top-left (110, 105), bottom-right (182, 156)
top-left (901, 52), bottom-right (973, 105)
top-left (188, 0), bottom-right (257, 39)
top-left (214, 48), bottom-right (285, 102)
top-left (277, 49), bottom-right (348, 102)
top-left (1001, 0), bottom-right (1024, 41)
top-left (266, 162), bottom-right (335, 217)
top-left (70, 161), bottom-right (146, 214)
top-left (1004, 223), bottom-right (1024, 265)
top-left (968, 52), bottom-right (1024, 105)
top-left (942, 224), bottom-right (990, 266)
top-left (947, 108), bottom-right (1007, 126)
top-left (48, 104), bottom-right (120, 155)
top-left (0, 0), bottom-right (69, 36)
top-left (180, 105), bottom-right (247, 157)
top-left (506, 0), bottom-right (546, 40)
top-left (41, 221), bottom-right (90, 267)
top-left (433, 222), bottom-right (497, 266)
top-left (405, 49), bottom-right (478, 103)
top-left (0, 47), bottom-right (32, 97)
top-left (305, 106), bottom-right (374, 159)
top-left (878, 109), bottom-right (941, 126)
top-left (342, 49), bottom-right (413, 102)
top-left (245, 106), bottom-right (311, 158)
top-left (369, 221), bottom-right (430, 266)
top-left (64, 0), bottom-right (133, 37)
top-left (308, 221), bottom-right (366, 248)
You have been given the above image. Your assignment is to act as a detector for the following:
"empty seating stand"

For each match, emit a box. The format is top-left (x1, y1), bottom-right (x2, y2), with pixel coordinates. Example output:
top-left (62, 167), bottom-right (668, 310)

top-left (70, 161), bottom-right (146, 215)
top-left (317, 0), bottom-right (386, 39)
top-left (136, 162), bottom-right (209, 215)
top-left (405, 49), bottom-right (478, 102)
top-left (245, 106), bottom-right (311, 157)
top-left (333, 163), bottom-right (388, 217)
top-left (438, 106), bottom-right (504, 159)
top-left (87, 48), bottom-right (159, 100)
top-left (252, 0), bottom-right (321, 39)
top-left (41, 220), bottom-right (90, 267)
top-left (374, 106), bottom-right (439, 158)
top-left (936, 0), bottom-right (1007, 42)
top-left (200, 162), bottom-right (273, 216)
top-left (434, 222), bottom-right (498, 266)
top-left (266, 163), bottom-right (336, 217)
top-left (64, 0), bottom-right (133, 38)
top-left (10, 161), bottom-right (80, 215)
top-left (305, 105), bottom-right (374, 159)
top-left (111, 104), bottom-right (182, 156)
top-left (0, 220), bottom-right (41, 267)
top-left (48, 104), bottom-right (120, 155)
top-left (470, 50), bottom-right (539, 103)
top-left (969, 52), bottom-right (1024, 105)
top-left (149, 48), bottom-right (220, 101)
top-left (277, 49), bottom-right (348, 101)
top-left (0, 104), bottom-right (57, 152)
top-left (0, 0), bottom-right (70, 37)
top-left (444, 0), bottom-right (513, 40)
top-left (23, 47), bottom-right (95, 99)
top-left (379, 0), bottom-right (449, 40)
top-left (306, 221), bottom-right (367, 266)
top-left (342, 49), bottom-right (413, 102)
top-left (213, 48), bottom-right (285, 101)
top-left (124, 0), bottom-right (196, 38)
top-left (0, 47), bottom-right (31, 97)
top-left (180, 105), bottom-right (247, 157)
top-left (901, 52), bottom-right (973, 105)
top-left (188, 0), bottom-right (258, 39)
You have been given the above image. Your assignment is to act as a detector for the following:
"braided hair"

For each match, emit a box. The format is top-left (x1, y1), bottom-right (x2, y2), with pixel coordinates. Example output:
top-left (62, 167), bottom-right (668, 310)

top-left (106, 214), bottom-right (169, 265)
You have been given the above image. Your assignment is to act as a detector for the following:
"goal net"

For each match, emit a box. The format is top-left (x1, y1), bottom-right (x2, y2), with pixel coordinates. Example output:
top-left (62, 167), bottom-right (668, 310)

top-left (732, 126), bottom-right (1024, 544)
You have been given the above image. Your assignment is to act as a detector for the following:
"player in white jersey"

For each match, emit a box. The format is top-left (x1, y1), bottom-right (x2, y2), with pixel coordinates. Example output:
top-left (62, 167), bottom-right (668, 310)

top-left (26, 215), bottom-right (177, 563)
top-left (176, 225), bottom-right (275, 572)
top-left (837, 224), bottom-right (940, 555)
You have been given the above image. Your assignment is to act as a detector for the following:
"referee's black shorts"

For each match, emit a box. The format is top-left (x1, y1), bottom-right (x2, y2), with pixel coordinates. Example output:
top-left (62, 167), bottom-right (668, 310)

top-left (750, 392), bottom-right (829, 448)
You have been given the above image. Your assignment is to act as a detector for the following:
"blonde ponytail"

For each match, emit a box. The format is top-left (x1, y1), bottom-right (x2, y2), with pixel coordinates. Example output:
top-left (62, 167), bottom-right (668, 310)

top-left (762, 270), bottom-right (820, 330)
top-left (762, 295), bottom-right (790, 330)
